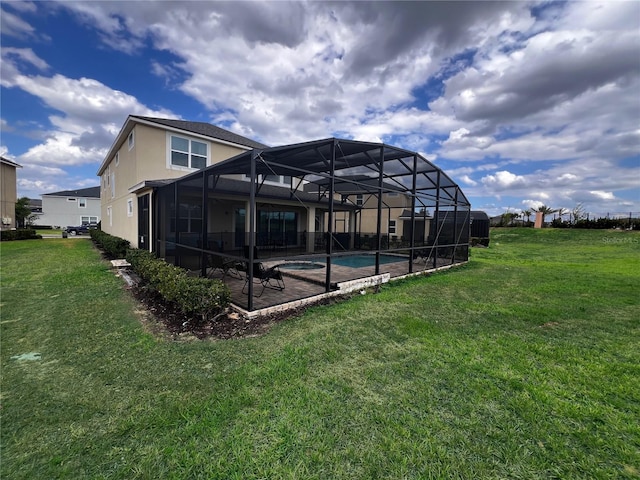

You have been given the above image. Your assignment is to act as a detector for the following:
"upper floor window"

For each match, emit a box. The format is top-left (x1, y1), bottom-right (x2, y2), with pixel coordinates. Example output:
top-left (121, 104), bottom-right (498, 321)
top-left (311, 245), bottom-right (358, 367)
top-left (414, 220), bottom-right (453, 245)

top-left (67, 197), bottom-right (77, 202)
top-left (389, 219), bottom-right (397, 234)
top-left (128, 131), bottom-right (135, 150)
top-left (356, 194), bottom-right (364, 206)
top-left (170, 135), bottom-right (208, 169)
top-left (78, 198), bottom-right (87, 208)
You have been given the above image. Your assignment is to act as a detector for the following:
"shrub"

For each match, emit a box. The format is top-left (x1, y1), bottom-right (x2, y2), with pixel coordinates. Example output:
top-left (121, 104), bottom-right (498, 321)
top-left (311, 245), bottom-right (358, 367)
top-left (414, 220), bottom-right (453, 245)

top-left (126, 248), bottom-right (230, 323)
top-left (0, 229), bottom-right (42, 241)
top-left (90, 229), bottom-right (130, 258)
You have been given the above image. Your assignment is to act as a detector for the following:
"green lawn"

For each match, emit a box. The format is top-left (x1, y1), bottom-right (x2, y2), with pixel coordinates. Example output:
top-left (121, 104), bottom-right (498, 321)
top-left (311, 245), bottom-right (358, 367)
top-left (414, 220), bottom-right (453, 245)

top-left (1, 229), bottom-right (639, 479)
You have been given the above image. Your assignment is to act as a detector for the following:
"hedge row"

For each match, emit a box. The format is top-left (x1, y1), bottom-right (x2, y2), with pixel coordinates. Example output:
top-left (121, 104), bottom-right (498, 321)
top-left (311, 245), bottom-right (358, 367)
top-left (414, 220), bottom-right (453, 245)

top-left (89, 229), bottom-right (130, 258)
top-left (0, 229), bottom-right (42, 241)
top-left (126, 248), bottom-right (230, 323)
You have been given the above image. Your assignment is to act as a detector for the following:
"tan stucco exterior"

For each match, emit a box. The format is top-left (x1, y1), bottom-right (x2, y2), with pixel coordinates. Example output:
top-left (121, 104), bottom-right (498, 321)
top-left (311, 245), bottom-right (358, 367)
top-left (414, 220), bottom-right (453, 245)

top-left (99, 119), bottom-right (254, 248)
top-left (1, 158), bottom-right (21, 230)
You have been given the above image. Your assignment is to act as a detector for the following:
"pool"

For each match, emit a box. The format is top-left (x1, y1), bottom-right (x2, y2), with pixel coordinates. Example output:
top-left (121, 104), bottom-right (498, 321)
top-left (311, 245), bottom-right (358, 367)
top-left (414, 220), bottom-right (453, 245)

top-left (330, 254), bottom-right (407, 268)
top-left (279, 261), bottom-right (325, 271)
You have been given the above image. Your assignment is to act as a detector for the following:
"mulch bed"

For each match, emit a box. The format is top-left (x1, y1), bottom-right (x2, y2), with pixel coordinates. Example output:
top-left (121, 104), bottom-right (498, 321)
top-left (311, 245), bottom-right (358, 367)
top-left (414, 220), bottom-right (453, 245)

top-left (128, 279), bottom-right (345, 341)
top-left (129, 284), bottom-right (293, 340)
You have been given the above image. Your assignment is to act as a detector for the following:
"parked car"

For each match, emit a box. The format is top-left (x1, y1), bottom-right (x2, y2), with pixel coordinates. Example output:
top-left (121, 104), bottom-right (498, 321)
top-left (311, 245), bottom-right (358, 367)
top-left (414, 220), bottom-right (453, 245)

top-left (64, 224), bottom-right (97, 236)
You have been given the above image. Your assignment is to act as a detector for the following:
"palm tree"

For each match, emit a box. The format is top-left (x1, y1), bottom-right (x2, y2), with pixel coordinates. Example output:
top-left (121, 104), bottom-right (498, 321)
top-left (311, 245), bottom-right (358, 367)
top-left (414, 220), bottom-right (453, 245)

top-left (556, 207), bottom-right (567, 222)
top-left (533, 205), bottom-right (557, 227)
top-left (522, 209), bottom-right (532, 226)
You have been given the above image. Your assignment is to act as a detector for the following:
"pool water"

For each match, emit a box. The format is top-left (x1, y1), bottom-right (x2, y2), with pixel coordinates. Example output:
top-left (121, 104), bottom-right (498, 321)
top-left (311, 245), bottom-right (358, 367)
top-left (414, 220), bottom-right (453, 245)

top-left (330, 254), bottom-right (406, 268)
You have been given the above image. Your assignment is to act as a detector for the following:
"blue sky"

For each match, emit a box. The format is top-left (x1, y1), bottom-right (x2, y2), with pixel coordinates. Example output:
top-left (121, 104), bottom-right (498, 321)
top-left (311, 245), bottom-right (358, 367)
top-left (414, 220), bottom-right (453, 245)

top-left (1, 0), bottom-right (639, 218)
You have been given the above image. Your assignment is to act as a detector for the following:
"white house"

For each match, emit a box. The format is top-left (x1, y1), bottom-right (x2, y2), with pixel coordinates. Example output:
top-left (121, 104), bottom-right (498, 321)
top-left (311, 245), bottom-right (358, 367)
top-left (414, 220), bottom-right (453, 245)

top-left (38, 186), bottom-right (101, 228)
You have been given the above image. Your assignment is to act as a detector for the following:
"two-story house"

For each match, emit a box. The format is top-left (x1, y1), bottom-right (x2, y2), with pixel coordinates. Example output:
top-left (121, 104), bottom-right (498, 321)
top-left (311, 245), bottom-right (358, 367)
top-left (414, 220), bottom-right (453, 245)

top-left (38, 186), bottom-right (101, 228)
top-left (97, 116), bottom-right (269, 249)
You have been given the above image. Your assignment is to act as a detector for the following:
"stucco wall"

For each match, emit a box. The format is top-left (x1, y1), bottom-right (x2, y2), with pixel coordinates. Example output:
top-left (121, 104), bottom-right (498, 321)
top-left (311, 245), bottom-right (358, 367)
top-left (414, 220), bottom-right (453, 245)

top-left (0, 162), bottom-right (18, 229)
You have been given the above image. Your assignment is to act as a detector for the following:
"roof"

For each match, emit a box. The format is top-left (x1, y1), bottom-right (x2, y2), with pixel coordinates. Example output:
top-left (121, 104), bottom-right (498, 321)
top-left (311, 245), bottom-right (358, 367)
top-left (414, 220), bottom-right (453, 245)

top-left (1, 156), bottom-right (22, 168)
top-left (199, 137), bottom-right (470, 206)
top-left (155, 175), bottom-right (338, 206)
top-left (97, 115), bottom-right (268, 176)
top-left (131, 116), bottom-right (268, 150)
top-left (43, 186), bottom-right (101, 198)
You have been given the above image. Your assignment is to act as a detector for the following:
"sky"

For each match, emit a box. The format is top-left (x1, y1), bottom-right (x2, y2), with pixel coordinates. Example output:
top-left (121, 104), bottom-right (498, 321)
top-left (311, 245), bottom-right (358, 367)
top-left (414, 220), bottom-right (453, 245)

top-left (1, 0), bottom-right (639, 218)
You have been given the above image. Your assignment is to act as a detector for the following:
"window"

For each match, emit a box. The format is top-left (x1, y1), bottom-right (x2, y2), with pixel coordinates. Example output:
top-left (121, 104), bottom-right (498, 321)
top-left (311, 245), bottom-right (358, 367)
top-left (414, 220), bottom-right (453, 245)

top-left (81, 216), bottom-right (98, 225)
top-left (170, 135), bottom-right (208, 169)
top-left (111, 172), bottom-right (115, 198)
top-left (78, 198), bottom-right (87, 208)
top-left (106, 206), bottom-right (112, 227)
top-left (128, 131), bottom-right (135, 150)
top-left (67, 198), bottom-right (76, 202)
top-left (115, 152), bottom-right (119, 166)
top-left (127, 198), bottom-right (133, 217)
top-left (389, 219), bottom-right (397, 234)
top-left (356, 194), bottom-right (364, 206)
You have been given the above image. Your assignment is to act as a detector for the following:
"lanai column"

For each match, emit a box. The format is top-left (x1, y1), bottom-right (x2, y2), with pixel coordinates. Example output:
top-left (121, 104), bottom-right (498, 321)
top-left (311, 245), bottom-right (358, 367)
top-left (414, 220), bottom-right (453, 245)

top-left (306, 206), bottom-right (315, 253)
top-left (348, 210), bottom-right (357, 250)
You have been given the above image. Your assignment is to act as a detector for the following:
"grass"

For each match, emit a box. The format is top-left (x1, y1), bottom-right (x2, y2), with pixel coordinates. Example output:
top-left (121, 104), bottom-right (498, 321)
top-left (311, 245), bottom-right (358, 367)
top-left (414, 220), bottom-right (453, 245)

top-left (1, 229), bottom-right (639, 479)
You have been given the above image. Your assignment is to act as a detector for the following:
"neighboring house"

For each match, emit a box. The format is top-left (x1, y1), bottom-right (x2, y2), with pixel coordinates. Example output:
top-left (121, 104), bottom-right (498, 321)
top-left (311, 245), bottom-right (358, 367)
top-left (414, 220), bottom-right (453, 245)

top-left (37, 187), bottom-right (101, 228)
top-left (97, 115), bottom-right (268, 248)
top-left (332, 181), bottom-right (432, 248)
top-left (0, 156), bottom-right (22, 230)
top-left (29, 198), bottom-right (43, 215)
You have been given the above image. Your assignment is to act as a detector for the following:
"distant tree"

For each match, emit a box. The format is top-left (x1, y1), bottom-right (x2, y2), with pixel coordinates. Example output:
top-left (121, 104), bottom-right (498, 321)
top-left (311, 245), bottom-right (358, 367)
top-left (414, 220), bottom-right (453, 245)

top-left (556, 208), bottom-right (567, 221)
top-left (522, 209), bottom-right (532, 226)
top-left (15, 197), bottom-right (39, 228)
top-left (500, 212), bottom-right (519, 226)
top-left (572, 203), bottom-right (586, 224)
top-left (15, 197), bottom-right (31, 228)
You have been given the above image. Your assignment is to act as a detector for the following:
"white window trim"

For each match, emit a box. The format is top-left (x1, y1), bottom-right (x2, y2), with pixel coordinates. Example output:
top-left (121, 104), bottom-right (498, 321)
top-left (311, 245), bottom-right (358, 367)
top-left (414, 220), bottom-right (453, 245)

top-left (106, 206), bottom-right (113, 227)
top-left (128, 131), bottom-right (135, 151)
top-left (78, 198), bottom-right (87, 208)
top-left (166, 132), bottom-right (210, 172)
top-left (389, 219), bottom-right (397, 234)
top-left (127, 198), bottom-right (134, 217)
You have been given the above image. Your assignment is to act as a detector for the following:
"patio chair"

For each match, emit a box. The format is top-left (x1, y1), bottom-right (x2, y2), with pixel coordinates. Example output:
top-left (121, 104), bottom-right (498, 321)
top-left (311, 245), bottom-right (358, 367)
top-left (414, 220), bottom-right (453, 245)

top-left (207, 253), bottom-right (241, 280)
top-left (241, 262), bottom-right (285, 297)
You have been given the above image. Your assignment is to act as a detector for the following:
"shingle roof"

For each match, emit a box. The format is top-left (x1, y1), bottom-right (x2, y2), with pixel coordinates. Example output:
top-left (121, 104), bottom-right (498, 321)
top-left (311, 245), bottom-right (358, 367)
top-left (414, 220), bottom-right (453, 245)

top-left (131, 116), bottom-right (268, 149)
top-left (43, 186), bottom-right (100, 198)
top-left (1, 156), bottom-right (22, 168)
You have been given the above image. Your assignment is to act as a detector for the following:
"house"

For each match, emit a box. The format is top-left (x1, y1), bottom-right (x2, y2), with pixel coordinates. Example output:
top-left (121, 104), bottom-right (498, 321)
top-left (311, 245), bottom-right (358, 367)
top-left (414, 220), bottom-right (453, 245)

top-left (1, 156), bottom-right (22, 230)
top-left (99, 116), bottom-right (471, 312)
top-left (37, 186), bottom-right (101, 228)
top-left (96, 115), bottom-right (268, 248)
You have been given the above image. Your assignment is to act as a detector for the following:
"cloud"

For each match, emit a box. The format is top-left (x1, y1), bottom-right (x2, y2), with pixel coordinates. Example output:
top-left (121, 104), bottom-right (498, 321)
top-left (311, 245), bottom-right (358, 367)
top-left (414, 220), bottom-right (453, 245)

top-left (0, 3), bottom-right (38, 39)
top-left (589, 190), bottom-right (616, 201)
top-left (481, 170), bottom-right (527, 190)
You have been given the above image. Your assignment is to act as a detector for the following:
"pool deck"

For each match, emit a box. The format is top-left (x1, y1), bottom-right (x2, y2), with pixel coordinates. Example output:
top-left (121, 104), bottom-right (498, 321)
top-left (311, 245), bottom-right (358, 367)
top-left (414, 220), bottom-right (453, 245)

top-left (206, 256), bottom-right (462, 317)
